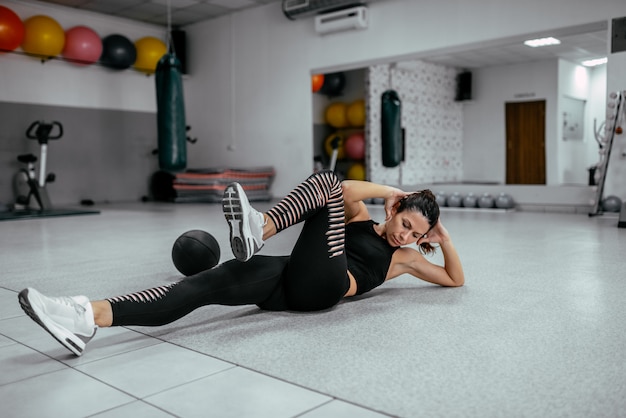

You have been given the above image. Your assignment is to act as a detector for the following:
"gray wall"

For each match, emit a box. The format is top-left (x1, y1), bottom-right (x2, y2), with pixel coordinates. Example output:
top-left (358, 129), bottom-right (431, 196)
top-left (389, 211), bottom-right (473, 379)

top-left (0, 102), bottom-right (159, 207)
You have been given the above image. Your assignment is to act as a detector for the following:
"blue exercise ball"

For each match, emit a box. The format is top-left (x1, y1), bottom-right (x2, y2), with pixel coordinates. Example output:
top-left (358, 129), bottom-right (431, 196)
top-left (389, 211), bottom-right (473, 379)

top-left (100, 34), bottom-right (136, 69)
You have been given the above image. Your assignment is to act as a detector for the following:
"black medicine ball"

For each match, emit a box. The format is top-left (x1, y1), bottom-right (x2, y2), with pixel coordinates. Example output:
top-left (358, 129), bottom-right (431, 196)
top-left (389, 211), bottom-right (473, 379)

top-left (100, 34), bottom-right (137, 70)
top-left (320, 72), bottom-right (346, 96)
top-left (172, 230), bottom-right (220, 276)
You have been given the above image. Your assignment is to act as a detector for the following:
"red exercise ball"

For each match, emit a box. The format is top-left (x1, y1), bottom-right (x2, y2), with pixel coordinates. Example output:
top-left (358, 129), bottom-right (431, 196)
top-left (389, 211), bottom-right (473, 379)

top-left (63, 26), bottom-right (102, 65)
top-left (0, 5), bottom-right (24, 52)
top-left (311, 73), bottom-right (324, 93)
top-left (345, 132), bottom-right (365, 160)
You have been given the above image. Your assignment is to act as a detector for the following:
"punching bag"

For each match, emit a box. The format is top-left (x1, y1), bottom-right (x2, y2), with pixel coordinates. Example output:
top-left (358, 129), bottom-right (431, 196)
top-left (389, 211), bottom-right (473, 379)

top-left (156, 53), bottom-right (187, 172)
top-left (381, 90), bottom-right (403, 168)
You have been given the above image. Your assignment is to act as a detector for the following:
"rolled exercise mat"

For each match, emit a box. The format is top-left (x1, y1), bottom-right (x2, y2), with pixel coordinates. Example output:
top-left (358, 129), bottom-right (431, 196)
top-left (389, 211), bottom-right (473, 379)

top-left (156, 53), bottom-right (187, 172)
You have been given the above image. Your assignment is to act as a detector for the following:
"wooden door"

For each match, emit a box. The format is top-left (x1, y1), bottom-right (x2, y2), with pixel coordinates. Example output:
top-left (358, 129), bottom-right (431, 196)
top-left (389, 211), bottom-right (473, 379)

top-left (505, 101), bottom-right (546, 184)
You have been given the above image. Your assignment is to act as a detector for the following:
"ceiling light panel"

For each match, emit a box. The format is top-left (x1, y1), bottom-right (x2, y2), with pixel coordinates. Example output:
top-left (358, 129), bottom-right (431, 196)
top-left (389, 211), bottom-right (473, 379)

top-left (523, 37), bottom-right (561, 47)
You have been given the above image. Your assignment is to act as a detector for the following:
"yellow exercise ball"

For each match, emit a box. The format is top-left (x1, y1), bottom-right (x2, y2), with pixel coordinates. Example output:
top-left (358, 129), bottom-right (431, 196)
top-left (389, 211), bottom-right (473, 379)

top-left (324, 131), bottom-right (346, 160)
top-left (347, 162), bottom-right (366, 181)
top-left (134, 36), bottom-right (167, 73)
top-left (325, 102), bottom-right (348, 128)
top-left (347, 99), bottom-right (366, 127)
top-left (21, 15), bottom-right (65, 58)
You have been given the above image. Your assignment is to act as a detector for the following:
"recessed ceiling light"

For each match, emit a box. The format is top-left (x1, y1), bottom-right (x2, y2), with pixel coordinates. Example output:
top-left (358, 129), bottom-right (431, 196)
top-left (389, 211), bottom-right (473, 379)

top-left (582, 57), bottom-right (608, 67)
top-left (523, 37), bottom-right (561, 47)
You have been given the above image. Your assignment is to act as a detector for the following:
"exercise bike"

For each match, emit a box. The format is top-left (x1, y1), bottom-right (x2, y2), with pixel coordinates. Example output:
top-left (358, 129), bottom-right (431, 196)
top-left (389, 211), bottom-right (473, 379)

top-left (13, 121), bottom-right (63, 212)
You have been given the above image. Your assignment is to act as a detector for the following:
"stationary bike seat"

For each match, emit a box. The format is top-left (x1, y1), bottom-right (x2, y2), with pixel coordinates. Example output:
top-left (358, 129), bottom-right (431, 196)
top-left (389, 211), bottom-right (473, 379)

top-left (17, 154), bottom-right (37, 164)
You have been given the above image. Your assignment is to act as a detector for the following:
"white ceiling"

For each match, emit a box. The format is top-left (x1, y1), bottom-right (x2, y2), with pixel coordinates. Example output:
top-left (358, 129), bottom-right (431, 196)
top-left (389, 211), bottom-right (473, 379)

top-left (38, 0), bottom-right (283, 27)
top-left (420, 21), bottom-right (608, 69)
top-left (38, 0), bottom-right (608, 68)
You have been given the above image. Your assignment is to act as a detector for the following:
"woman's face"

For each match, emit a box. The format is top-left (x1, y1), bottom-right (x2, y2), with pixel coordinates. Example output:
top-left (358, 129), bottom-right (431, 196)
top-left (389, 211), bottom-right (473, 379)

top-left (385, 208), bottom-right (431, 247)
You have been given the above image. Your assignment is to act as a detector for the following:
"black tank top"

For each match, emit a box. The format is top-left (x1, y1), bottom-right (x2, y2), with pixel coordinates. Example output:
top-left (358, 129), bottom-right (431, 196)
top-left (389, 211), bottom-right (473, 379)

top-left (346, 220), bottom-right (399, 295)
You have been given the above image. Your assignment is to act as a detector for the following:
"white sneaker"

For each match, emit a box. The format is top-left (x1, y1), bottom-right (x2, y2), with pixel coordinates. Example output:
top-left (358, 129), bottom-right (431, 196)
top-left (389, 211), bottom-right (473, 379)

top-left (18, 288), bottom-right (96, 356)
top-left (222, 182), bottom-right (265, 262)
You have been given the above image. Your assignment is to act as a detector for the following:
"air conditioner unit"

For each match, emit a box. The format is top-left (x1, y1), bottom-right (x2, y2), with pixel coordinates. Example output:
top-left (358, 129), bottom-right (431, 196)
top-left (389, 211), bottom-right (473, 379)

top-left (282, 0), bottom-right (366, 20)
top-left (315, 6), bottom-right (368, 34)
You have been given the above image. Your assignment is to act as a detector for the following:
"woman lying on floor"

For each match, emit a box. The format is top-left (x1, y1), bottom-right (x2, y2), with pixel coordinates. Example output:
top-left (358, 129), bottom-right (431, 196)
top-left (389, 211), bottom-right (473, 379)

top-left (19, 170), bottom-right (464, 356)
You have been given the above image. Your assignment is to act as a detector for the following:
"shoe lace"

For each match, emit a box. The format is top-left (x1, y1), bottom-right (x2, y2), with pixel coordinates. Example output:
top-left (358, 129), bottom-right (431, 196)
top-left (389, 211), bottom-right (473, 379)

top-left (251, 211), bottom-right (265, 242)
top-left (52, 296), bottom-right (86, 315)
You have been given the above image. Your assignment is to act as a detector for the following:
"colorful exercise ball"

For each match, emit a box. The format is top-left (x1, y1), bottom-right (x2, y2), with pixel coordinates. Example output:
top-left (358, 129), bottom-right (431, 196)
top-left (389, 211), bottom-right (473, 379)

top-left (134, 36), bottom-right (167, 73)
top-left (311, 73), bottom-right (324, 93)
top-left (62, 26), bottom-right (102, 66)
top-left (100, 34), bottom-right (136, 69)
top-left (347, 99), bottom-right (366, 127)
top-left (325, 102), bottom-right (348, 128)
top-left (324, 131), bottom-right (346, 160)
top-left (21, 15), bottom-right (65, 58)
top-left (347, 162), bottom-right (366, 181)
top-left (345, 132), bottom-right (365, 160)
top-left (0, 6), bottom-right (24, 52)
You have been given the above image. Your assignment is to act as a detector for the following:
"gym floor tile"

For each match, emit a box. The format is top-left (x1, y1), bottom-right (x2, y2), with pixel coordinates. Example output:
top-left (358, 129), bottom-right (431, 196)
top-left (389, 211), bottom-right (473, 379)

top-left (1, 202), bottom-right (624, 417)
top-left (0, 315), bottom-right (161, 365)
top-left (0, 343), bottom-right (65, 386)
top-left (74, 342), bottom-right (235, 398)
top-left (90, 400), bottom-right (175, 417)
top-left (0, 288), bottom-right (21, 320)
top-left (299, 399), bottom-right (392, 417)
top-left (0, 334), bottom-right (14, 349)
top-left (145, 366), bottom-right (331, 418)
top-left (0, 367), bottom-right (134, 417)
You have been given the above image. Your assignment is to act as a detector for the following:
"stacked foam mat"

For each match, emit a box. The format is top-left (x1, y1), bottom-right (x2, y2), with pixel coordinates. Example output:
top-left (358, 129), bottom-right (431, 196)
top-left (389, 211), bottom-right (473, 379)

top-left (151, 167), bottom-right (275, 203)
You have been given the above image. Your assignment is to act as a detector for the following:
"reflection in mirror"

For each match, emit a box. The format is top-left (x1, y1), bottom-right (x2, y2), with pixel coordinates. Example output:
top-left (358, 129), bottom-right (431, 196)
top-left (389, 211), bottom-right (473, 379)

top-left (397, 21), bottom-right (608, 187)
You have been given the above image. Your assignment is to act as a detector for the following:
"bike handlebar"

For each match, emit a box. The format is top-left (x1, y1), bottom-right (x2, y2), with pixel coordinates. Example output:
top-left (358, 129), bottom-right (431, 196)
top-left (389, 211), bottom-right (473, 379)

top-left (26, 121), bottom-right (63, 143)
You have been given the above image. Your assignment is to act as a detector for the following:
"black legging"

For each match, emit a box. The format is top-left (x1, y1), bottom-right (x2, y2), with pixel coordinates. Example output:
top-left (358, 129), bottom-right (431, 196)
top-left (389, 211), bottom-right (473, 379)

top-left (109, 171), bottom-right (350, 326)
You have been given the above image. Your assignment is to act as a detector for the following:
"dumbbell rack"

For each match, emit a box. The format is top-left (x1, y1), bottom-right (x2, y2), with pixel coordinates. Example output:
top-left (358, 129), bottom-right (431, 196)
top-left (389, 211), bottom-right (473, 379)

top-left (589, 90), bottom-right (623, 217)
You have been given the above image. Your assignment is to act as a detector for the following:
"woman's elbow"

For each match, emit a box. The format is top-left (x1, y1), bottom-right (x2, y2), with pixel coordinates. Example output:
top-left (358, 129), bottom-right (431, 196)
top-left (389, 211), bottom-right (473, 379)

top-left (446, 275), bottom-right (465, 287)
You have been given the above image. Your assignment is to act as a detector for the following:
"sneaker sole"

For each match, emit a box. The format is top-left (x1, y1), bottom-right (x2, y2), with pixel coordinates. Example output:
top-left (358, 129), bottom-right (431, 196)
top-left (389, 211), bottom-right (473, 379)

top-left (222, 183), bottom-right (254, 261)
top-left (18, 289), bottom-right (90, 357)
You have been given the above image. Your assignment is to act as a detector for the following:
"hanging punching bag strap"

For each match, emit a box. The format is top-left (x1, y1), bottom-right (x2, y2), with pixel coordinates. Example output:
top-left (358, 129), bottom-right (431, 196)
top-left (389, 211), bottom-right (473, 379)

top-left (381, 89), bottom-right (403, 168)
top-left (156, 53), bottom-right (187, 172)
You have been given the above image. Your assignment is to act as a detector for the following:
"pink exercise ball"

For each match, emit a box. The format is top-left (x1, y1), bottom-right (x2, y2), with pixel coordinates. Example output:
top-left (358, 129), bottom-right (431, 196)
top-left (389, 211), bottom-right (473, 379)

top-left (62, 26), bottom-right (102, 65)
top-left (345, 132), bottom-right (365, 160)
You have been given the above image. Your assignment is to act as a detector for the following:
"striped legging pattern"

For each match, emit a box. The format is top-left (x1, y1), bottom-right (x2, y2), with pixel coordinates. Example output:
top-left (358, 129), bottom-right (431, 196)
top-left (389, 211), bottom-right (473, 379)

top-left (107, 283), bottom-right (178, 304)
top-left (266, 171), bottom-right (345, 258)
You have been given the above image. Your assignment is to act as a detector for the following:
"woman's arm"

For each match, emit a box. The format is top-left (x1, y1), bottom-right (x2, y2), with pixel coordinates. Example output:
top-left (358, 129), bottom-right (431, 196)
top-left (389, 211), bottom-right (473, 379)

top-left (342, 180), bottom-right (410, 222)
top-left (391, 221), bottom-right (465, 287)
